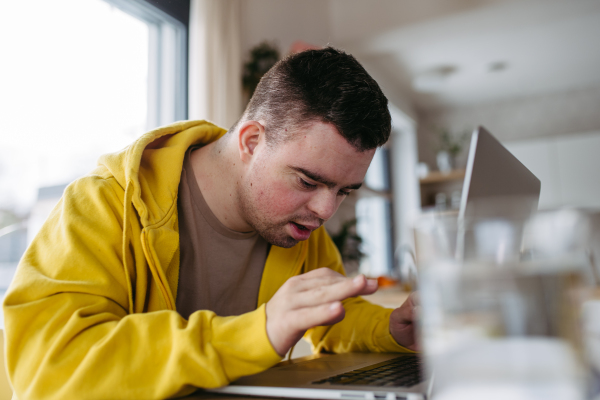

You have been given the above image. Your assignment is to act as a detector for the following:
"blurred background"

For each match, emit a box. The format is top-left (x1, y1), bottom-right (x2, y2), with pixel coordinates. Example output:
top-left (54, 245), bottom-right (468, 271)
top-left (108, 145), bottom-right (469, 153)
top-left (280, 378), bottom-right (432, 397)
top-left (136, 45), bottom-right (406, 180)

top-left (1, 0), bottom-right (600, 317)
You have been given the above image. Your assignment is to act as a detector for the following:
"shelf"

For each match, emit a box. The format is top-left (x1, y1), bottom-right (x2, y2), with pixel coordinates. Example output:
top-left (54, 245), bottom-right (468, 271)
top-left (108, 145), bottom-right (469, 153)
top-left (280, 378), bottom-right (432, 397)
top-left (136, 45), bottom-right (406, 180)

top-left (419, 169), bottom-right (465, 185)
top-left (419, 169), bottom-right (465, 209)
top-left (420, 208), bottom-right (460, 217)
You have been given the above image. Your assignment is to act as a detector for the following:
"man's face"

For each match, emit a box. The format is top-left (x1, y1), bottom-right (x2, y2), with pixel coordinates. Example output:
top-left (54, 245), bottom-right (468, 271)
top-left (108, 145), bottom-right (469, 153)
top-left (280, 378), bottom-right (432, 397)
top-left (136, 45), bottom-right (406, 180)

top-left (238, 122), bottom-right (375, 248)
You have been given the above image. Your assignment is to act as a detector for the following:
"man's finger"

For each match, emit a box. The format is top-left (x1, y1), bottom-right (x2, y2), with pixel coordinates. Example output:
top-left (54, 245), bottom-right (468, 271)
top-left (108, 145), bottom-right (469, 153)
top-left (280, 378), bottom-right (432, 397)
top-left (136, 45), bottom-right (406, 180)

top-left (291, 301), bottom-right (346, 330)
top-left (391, 292), bottom-right (418, 325)
top-left (290, 275), bottom-right (377, 309)
top-left (297, 267), bottom-right (343, 281)
top-left (292, 272), bottom-right (349, 293)
top-left (359, 277), bottom-right (379, 295)
top-left (409, 291), bottom-right (420, 307)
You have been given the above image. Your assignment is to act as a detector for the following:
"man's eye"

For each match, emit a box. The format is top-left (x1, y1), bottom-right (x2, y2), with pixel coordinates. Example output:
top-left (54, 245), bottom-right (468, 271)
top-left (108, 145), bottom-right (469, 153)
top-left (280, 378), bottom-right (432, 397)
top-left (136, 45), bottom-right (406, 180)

top-left (338, 190), bottom-right (351, 197)
top-left (299, 178), bottom-right (316, 189)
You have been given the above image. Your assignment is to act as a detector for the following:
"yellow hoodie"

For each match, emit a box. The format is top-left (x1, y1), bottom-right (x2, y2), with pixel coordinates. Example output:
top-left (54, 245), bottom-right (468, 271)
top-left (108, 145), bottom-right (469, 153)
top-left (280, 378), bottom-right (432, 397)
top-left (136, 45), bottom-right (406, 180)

top-left (3, 121), bottom-right (409, 399)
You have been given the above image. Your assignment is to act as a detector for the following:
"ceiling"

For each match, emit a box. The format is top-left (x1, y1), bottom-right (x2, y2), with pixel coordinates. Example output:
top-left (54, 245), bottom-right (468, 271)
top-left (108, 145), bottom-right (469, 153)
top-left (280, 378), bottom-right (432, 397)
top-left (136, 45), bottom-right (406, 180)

top-left (329, 0), bottom-right (600, 111)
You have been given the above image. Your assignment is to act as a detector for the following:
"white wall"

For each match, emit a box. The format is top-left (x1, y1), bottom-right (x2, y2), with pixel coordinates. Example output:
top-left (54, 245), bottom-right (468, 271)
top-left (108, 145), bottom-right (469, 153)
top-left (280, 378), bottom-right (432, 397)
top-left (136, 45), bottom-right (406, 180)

top-left (505, 131), bottom-right (600, 210)
top-left (327, 0), bottom-right (507, 46)
top-left (240, 0), bottom-right (332, 58)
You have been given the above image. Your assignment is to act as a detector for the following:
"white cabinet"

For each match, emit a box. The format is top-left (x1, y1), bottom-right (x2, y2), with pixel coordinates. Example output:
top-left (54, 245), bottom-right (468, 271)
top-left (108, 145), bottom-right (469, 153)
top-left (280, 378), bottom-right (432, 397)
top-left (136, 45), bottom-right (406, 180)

top-left (556, 134), bottom-right (600, 208)
top-left (504, 131), bottom-right (600, 209)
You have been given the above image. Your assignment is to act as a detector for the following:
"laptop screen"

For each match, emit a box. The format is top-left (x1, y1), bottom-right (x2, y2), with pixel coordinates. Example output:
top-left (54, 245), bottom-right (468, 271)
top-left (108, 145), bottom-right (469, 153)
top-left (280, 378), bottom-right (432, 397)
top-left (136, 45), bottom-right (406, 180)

top-left (459, 126), bottom-right (541, 220)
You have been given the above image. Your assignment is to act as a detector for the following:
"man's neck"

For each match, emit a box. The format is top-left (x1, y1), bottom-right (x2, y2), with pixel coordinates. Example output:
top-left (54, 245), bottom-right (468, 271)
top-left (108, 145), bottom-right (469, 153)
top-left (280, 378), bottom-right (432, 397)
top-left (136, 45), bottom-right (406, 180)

top-left (189, 137), bottom-right (254, 233)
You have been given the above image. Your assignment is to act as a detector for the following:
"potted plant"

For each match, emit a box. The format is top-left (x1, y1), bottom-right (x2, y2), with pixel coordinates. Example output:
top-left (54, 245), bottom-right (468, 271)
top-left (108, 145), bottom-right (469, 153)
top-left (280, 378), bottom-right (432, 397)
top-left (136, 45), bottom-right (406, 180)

top-left (329, 219), bottom-right (363, 275)
top-left (434, 128), bottom-right (470, 173)
top-left (242, 41), bottom-right (280, 99)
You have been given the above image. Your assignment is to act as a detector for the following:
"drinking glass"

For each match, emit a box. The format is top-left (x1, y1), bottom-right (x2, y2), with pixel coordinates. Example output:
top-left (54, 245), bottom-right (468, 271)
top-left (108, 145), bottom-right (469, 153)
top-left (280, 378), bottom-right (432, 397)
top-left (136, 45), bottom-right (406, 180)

top-left (415, 210), bottom-right (594, 400)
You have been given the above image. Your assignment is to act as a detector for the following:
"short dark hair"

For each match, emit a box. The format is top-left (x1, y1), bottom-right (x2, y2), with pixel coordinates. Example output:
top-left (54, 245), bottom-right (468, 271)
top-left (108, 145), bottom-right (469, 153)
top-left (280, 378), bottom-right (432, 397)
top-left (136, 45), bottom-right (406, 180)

top-left (239, 47), bottom-right (391, 151)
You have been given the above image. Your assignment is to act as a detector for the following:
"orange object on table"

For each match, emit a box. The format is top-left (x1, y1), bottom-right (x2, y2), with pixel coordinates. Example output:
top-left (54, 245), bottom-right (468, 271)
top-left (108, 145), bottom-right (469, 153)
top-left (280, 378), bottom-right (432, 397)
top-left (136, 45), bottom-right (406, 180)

top-left (376, 276), bottom-right (398, 288)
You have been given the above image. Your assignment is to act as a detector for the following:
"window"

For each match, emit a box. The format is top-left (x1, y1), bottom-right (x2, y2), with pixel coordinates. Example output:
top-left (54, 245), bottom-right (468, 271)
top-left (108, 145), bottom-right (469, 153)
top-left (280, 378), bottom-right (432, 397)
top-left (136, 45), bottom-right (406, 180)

top-left (356, 105), bottom-right (421, 280)
top-left (104, 0), bottom-right (188, 127)
top-left (0, 0), bottom-right (189, 324)
top-left (356, 147), bottom-right (394, 277)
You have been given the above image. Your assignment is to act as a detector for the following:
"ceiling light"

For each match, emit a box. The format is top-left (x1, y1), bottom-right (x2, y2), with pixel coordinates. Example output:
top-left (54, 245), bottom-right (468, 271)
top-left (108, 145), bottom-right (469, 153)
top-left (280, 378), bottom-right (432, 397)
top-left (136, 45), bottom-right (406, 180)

top-left (488, 61), bottom-right (508, 72)
top-left (412, 65), bottom-right (457, 93)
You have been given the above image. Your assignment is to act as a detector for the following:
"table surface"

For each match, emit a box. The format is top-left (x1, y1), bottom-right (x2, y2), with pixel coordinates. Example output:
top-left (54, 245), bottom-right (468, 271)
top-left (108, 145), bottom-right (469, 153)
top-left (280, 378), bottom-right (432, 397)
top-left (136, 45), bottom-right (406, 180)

top-left (362, 286), bottom-right (410, 309)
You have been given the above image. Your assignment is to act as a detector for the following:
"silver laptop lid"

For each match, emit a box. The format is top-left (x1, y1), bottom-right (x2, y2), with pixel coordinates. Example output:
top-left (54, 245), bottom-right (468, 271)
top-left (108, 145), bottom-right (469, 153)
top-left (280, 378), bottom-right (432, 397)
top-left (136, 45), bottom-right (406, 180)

top-left (459, 126), bottom-right (541, 220)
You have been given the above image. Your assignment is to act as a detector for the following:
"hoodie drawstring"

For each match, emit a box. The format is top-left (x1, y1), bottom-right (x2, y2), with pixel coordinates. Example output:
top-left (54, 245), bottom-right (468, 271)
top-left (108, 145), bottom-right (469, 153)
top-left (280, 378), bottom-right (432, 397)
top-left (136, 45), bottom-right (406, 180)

top-left (122, 181), bottom-right (135, 314)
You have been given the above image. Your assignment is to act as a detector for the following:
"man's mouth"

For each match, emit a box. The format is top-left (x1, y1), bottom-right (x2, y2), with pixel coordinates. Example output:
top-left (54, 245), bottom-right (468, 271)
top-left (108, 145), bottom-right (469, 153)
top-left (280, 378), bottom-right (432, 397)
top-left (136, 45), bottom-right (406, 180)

top-left (291, 222), bottom-right (319, 231)
top-left (293, 222), bottom-right (308, 231)
top-left (288, 221), bottom-right (319, 240)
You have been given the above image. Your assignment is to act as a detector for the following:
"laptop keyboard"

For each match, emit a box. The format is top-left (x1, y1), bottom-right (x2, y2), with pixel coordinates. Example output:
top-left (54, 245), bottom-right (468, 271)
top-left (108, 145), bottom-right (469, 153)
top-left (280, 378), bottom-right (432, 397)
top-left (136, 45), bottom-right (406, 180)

top-left (312, 355), bottom-right (422, 388)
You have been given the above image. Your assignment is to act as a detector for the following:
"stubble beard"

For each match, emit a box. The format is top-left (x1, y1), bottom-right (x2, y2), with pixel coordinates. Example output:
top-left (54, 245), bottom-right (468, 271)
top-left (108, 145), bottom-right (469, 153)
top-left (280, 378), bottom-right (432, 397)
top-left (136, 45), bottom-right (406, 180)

top-left (237, 184), bottom-right (300, 248)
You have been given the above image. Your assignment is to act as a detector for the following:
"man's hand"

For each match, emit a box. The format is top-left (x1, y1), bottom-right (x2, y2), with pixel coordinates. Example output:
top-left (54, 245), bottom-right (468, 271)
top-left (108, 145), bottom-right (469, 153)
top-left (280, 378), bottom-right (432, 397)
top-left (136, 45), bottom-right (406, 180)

top-left (266, 268), bottom-right (378, 357)
top-left (389, 292), bottom-right (419, 351)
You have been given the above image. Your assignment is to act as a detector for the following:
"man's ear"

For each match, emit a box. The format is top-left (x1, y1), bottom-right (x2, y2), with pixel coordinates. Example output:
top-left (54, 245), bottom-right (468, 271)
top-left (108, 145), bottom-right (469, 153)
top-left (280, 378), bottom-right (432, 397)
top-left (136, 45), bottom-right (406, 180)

top-left (238, 120), bottom-right (265, 163)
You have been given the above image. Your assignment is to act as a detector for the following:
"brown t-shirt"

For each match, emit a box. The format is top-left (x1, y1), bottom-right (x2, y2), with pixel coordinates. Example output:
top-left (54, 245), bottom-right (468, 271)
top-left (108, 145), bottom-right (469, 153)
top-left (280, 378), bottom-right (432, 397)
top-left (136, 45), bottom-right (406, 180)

top-left (176, 147), bottom-right (269, 319)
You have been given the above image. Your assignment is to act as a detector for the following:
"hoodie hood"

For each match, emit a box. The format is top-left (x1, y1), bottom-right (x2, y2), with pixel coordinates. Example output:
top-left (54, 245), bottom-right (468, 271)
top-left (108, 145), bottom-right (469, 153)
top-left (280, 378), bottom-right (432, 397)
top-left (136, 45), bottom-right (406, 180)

top-left (95, 120), bottom-right (226, 311)
top-left (97, 120), bottom-right (226, 227)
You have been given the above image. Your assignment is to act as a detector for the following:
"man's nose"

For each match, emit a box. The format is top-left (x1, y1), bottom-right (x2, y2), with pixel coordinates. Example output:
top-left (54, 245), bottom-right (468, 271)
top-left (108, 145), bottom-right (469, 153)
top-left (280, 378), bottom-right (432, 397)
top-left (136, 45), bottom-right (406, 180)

top-left (307, 190), bottom-right (339, 221)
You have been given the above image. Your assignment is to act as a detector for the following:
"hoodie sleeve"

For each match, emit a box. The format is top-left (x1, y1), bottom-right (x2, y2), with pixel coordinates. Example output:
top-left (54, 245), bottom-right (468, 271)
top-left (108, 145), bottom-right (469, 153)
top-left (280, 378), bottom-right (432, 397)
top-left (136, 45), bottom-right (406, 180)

top-left (3, 176), bottom-right (281, 400)
top-left (302, 227), bottom-right (415, 354)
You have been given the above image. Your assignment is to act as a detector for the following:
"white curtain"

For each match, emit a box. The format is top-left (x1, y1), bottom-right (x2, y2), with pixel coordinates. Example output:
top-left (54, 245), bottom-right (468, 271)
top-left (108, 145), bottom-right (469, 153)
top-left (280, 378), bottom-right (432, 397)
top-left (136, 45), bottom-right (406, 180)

top-left (188, 0), bottom-right (242, 130)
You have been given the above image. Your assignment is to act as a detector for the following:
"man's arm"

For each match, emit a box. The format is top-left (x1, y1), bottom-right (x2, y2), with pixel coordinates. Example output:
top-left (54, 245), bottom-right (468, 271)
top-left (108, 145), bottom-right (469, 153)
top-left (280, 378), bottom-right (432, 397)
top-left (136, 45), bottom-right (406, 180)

top-left (3, 176), bottom-right (282, 399)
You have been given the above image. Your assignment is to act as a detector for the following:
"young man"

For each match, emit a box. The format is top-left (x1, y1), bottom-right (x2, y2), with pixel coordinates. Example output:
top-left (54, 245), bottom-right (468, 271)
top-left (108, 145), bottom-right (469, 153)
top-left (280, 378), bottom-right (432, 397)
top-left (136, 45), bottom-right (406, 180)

top-left (3, 48), bottom-right (417, 399)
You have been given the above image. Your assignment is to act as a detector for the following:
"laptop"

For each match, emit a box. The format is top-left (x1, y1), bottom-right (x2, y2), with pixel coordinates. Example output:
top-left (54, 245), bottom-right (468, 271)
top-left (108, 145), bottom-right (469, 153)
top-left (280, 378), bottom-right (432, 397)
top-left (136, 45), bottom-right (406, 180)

top-left (207, 126), bottom-right (540, 400)
top-left (459, 126), bottom-right (540, 220)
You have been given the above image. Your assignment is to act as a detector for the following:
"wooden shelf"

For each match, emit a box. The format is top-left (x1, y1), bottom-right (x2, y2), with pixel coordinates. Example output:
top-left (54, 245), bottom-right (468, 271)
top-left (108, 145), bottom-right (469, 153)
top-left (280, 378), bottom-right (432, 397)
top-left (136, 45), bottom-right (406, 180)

top-left (419, 169), bottom-right (465, 209)
top-left (419, 169), bottom-right (465, 185)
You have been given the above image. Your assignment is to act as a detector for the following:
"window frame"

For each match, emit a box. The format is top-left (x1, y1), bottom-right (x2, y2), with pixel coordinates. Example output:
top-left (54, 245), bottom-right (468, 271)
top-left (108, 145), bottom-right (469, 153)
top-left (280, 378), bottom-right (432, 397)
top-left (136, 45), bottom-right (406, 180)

top-left (102, 0), bottom-right (189, 128)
